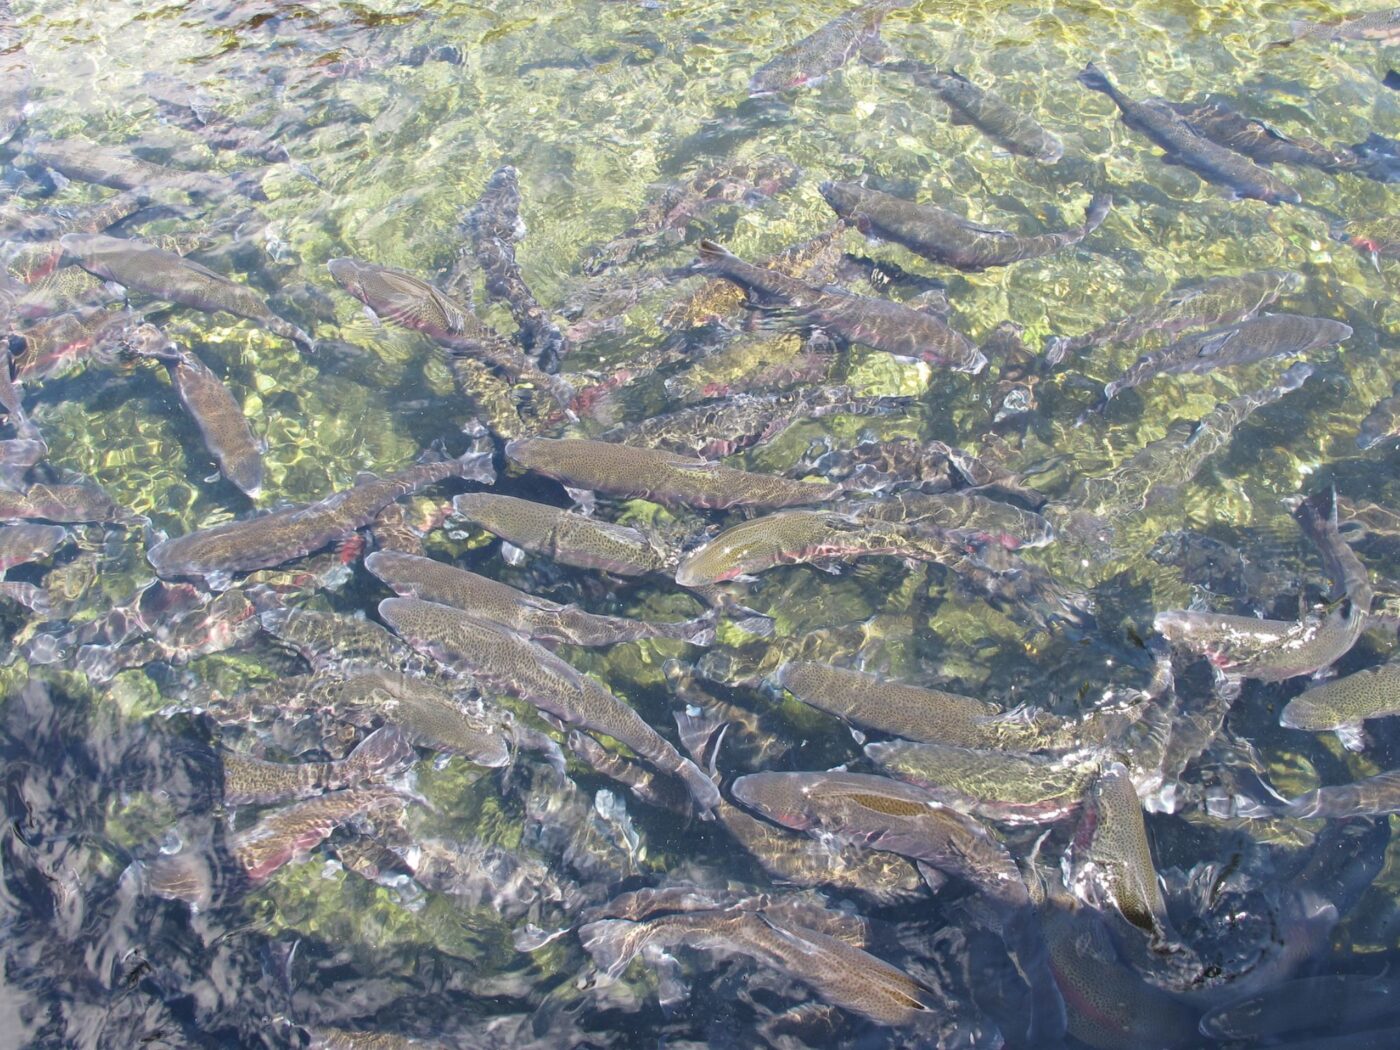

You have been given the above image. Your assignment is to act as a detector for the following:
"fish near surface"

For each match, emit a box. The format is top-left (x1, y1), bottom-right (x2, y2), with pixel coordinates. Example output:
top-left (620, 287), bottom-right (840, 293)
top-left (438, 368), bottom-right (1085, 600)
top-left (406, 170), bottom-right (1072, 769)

top-left (221, 726), bottom-right (415, 806)
top-left (451, 492), bottom-right (672, 575)
top-left (694, 239), bottom-right (986, 372)
top-left (1076, 63), bottom-right (1301, 204)
top-left (378, 597), bottom-right (720, 814)
top-left (881, 59), bottom-right (1063, 162)
top-left (1165, 98), bottom-right (1361, 172)
top-left (1358, 379), bottom-right (1400, 449)
top-left (232, 787), bottom-right (407, 880)
top-left (1280, 661), bottom-right (1400, 751)
top-left (1272, 8), bottom-right (1400, 46)
top-left (0, 523), bottom-right (66, 571)
top-left (122, 324), bottom-right (265, 498)
top-left (60, 234), bottom-right (313, 350)
top-left (748, 0), bottom-right (908, 97)
top-left (365, 549), bottom-right (715, 646)
top-left (0, 481), bottom-right (136, 525)
top-left (820, 180), bottom-right (1110, 272)
top-left (506, 437), bottom-right (843, 511)
top-left (147, 445), bottom-right (493, 584)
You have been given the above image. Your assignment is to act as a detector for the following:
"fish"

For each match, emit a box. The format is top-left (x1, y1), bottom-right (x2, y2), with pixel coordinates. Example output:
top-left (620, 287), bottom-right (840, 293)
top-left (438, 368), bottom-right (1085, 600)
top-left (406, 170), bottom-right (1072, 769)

top-left (378, 596), bottom-right (720, 814)
top-left (566, 732), bottom-right (695, 816)
top-left (1275, 769), bottom-right (1400, 819)
top-left (259, 608), bottom-right (429, 677)
top-left (450, 493), bottom-right (672, 575)
top-left (820, 181), bottom-right (1110, 272)
top-left (305, 1026), bottom-right (437, 1050)
top-left (0, 191), bottom-right (153, 244)
top-left (326, 257), bottom-right (573, 411)
top-left (695, 239), bottom-right (987, 372)
top-left (506, 437), bottom-right (844, 511)
top-left (1043, 269), bottom-right (1303, 365)
top-left (853, 490), bottom-right (1056, 549)
top-left (0, 523), bottom-right (66, 570)
top-left (8, 306), bottom-right (134, 383)
top-left (1358, 379), bottom-right (1400, 449)
top-left (1165, 98), bottom-right (1361, 172)
top-left (365, 549), bottom-right (716, 645)
top-left (672, 508), bottom-right (984, 586)
top-left (1271, 8), bottom-right (1400, 47)
top-left (749, 0), bottom-right (908, 97)
top-left (1279, 661), bottom-right (1400, 751)
top-left (232, 787), bottom-right (408, 880)
top-left (1091, 313), bottom-right (1350, 408)
top-left (19, 138), bottom-right (238, 199)
top-left (0, 0), bottom-right (29, 146)
top-left (579, 908), bottom-right (946, 1028)
top-left (122, 324), bottom-right (265, 498)
top-left (1155, 488), bottom-right (1371, 689)
top-left (460, 164), bottom-right (567, 372)
top-left (1338, 214), bottom-right (1400, 268)
top-left (60, 234), bottom-right (313, 350)
top-left (1076, 63), bottom-right (1301, 203)
top-left (0, 581), bottom-right (48, 613)
top-left (222, 726), bottom-right (415, 806)
top-left (0, 481), bottom-right (136, 525)
top-left (1347, 132), bottom-right (1400, 183)
top-left (147, 445), bottom-right (494, 585)
top-left (881, 60), bottom-right (1063, 162)
top-left (1064, 762), bottom-right (1173, 947)
top-left (866, 739), bottom-right (1100, 825)
top-left (0, 345), bottom-right (34, 439)
top-left (1199, 975), bottom-right (1400, 1041)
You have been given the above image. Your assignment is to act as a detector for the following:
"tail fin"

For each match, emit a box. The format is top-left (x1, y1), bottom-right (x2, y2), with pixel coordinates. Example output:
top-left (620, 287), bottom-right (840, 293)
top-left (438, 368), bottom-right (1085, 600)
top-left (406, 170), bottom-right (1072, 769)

top-left (696, 239), bottom-right (734, 266)
top-left (673, 705), bottom-right (727, 772)
top-left (577, 919), bottom-right (644, 979)
top-left (1076, 62), bottom-right (1113, 94)
top-left (1083, 193), bottom-right (1112, 233)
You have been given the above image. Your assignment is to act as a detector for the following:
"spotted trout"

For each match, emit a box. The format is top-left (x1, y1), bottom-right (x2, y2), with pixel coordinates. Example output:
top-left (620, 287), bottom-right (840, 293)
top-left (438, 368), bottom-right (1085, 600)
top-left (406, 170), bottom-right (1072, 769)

top-left (148, 445), bottom-right (494, 585)
top-left (820, 180), bottom-right (1110, 272)
top-left (1280, 661), bottom-right (1400, 751)
top-left (222, 726), bottom-right (415, 806)
top-left (378, 597), bottom-right (720, 814)
top-left (748, 0), bottom-right (908, 97)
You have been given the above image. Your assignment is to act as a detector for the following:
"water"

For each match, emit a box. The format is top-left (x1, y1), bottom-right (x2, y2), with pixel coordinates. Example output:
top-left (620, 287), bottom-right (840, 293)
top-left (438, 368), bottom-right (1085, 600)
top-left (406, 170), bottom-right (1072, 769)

top-left (6, 0), bottom-right (1400, 1046)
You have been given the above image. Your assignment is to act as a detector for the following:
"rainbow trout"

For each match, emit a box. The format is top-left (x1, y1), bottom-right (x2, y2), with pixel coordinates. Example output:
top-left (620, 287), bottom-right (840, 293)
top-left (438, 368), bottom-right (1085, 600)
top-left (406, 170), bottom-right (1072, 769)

top-left (1044, 269), bottom-right (1303, 365)
top-left (365, 549), bottom-right (715, 646)
top-left (451, 493), bottom-right (671, 575)
top-left (123, 324), bottom-right (265, 498)
top-left (0, 523), bottom-right (65, 570)
top-left (506, 437), bottom-right (843, 511)
top-left (748, 0), bottom-right (908, 96)
top-left (148, 445), bottom-right (494, 585)
top-left (881, 59), bottom-right (1063, 162)
top-left (233, 787), bottom-right (407, 880)
top-left (695, 239), bottom-right (985, 371)
top-left (1280, 661), bottom-right (1400, 751)
top-left (259, 608), bottom-right (428, 676)
top-left (1077, 63), bottom-right (1301, 203)
top-left (378, 597), bottom-right (720, 814)
top-left (1166, 99), bottom-right (1361, 172)
top-left (61, 233), bottom-right (312, 350)
top-left (20, 138), bottom-right (234, 199)
top-left (820, 180), bottom-right (1110, 272)
top-left (222, 726), bottom-right (415, 806)
top-left (579, 909), bottom-right (945, 1028)
top-left (1358, 379), bottom-right (1400, 449)
top-left (1271, 8), bottom-right (1400, 46)
top-left (1275, 769), bottom-right (1400, 819)
top-left (0, 481), bottom-right (135, 525)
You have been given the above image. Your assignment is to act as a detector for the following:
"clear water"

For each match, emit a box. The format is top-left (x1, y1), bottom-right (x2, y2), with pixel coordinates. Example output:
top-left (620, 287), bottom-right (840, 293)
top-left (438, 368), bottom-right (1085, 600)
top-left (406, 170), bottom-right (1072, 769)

top-left (5, 0), bottom-right (1400, 1047)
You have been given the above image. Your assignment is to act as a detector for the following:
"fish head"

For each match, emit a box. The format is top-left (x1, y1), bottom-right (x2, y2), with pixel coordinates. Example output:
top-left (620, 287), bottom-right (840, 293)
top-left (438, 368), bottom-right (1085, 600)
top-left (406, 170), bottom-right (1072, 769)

top-left (326, 257), bottom-right (370, 300)
top-left (817, 180), bottom-right (866, 219)
top-left (730, 772), bottom-right (817, 830)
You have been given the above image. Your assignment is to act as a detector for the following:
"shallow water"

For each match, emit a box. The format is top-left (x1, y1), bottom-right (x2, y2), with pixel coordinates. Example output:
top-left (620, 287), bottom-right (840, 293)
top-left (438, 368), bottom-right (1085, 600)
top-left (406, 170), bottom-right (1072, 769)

top-left (6, 0), bottom-right (1400, 1047)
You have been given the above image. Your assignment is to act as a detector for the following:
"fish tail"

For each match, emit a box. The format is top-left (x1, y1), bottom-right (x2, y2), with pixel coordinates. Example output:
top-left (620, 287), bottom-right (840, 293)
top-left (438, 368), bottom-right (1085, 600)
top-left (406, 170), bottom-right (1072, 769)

top-left (672, 705), bottom-right (726, 774)
top-left (1004, 907), bottom-right (1068, 1045)
top-left (1083, 192), bottom-right (1112, 232)
top-left (577, 919), bottom-right (643, 978)
top-left (673, 755), bottom-right (722, 815)
top-left (1278, 360), bottom-right (1315, 391)
top-left (728, 610), bottom-right (775, 637)
top-left (696, 238), bottom-right (735, 267)
top-left (1076, 62), bottom-right (1114, 95)
top-left (268, 317), bottom-right (315, 352)
top-left (345, 726), bottom-right (416, 783)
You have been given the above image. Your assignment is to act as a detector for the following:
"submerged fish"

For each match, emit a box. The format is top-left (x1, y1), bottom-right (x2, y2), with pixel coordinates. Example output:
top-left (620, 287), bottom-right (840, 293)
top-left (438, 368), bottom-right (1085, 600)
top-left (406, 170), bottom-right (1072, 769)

top-left (21, 138), bottom-right (235, 199)
top-left (506, 437), bottom-right (843, 511)
top-left (695, 239), bottom-right (986, 372)
top-left (1275, 769), bottom-right (1400, 819)
top-left (61, 234), bottom-right (312, 349)
top-left (222, 726), bottom-right (415, 806)
top-left (1077, 63), bottom-right (1301, 204)
top-left (148, 446), bottom-right (493, 584)
top-left (1092, 313), bottom-right (1350, 407)
top-left (882, 60), bottom-right (1063, 162)
top-left (1358, 379), bottom-right (1400, 449)
top-left (260, 608), bottom-right (428, 677)
top-left (0, 481), bottom-right (135, 525)
top-left (820, 181), bottom-right (1110, 272)
top-left (1271, 8), bottom-right (1400, 47)
top-left (365, 549), bottom-right (715, 645)
top-left (1165, 99), bottom-right (1360, 172)
top-left (0, 523), bottom-right (66, 570)
top-left (451, 493), bottom-right (671, 575)
top-left (749, 0), bottom-right (907, 97)
top-left (579, 908), bottom-right (945, 1027)
top-left (378, 597), bottom-right (720, 814)
top-left (1044, 269), bottom-right (1303, 365)
top-left (1336, 214), bottom-right (1400, 268)
top-left (1280, 661), bottom-right (1400, 751)
top-left (123, 324), bottom-right (265, 498)
top-left (233, 787), bottom-right (407, 880)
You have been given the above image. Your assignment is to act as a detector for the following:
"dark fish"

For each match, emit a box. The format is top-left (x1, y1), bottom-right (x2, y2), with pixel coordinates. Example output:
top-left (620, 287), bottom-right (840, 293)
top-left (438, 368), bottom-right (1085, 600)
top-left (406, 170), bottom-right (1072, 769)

top-left (461, 164), bottom-right (566, 371)
top-left (61, 234), bottom-right (313, 350)
top-left (881, 59), bottom-right (1063, 162)
top-left (506, 437), bottom-right (843, 511)
top-left (0, 481), bottom-right (135, 525)
top-left (378, 597), bottom-right (720, 814)
top-left (21, 138), bottom-right (242, 199)
top-left (1165, 98), bottom-right (1360, 172)
top-left (1271, 8), bottom-right (1400, 46)
top-left (1348, 132), bottom-right (1400, 183)
top-left (1044, 269), bottom-right (1303, 365)
top-left (148, 446), bottom-right (493, 584)
top-left (1358, 380), bottom-right (1400, 449)
top-left (451, 493), bottom-right (672, 575)
top-left (749, 0), bottom-right (908, 97)
top-left (1077, 63), bottom-right (1301, 203)
top-left (123, 324), bottom-right (265, 498)
top-left (0, 523), bottom-right (66, 570)
top-left (222, 726), bottom-right (415, 806)
top-left (820, 180), bottom-right (1110, 272)
top-left (1280, 661), bottom-right (1400, 751)
top-left (1093, 313), bottom-right (1350, 406)
top-left (365, 549), bottom-right (715, 645)
top-left (695, 238), bottom-right (986, 371)
top-left (326, 256), bottom-right (573, 412)
top-left (0, 342), bottom-right (33, 438)
top-left (233, 787), bottom-right (407, 880)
